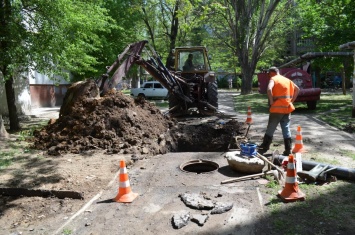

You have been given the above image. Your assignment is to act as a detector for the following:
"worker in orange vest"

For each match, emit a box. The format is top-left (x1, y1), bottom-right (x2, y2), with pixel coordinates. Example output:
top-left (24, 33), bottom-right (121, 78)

top-left (258, 67), bottom-right (300, 156)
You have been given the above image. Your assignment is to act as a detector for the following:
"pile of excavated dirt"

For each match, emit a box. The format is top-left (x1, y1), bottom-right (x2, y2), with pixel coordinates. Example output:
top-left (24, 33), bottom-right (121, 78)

top-left (30, 80), bottom-right (246, 156)
top-left (31, 80), bottom-right (176, 156)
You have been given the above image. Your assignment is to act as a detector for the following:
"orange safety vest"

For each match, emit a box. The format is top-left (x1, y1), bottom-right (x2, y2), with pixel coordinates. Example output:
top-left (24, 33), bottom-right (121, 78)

top-left (269, 75), bottom-right (295, 114)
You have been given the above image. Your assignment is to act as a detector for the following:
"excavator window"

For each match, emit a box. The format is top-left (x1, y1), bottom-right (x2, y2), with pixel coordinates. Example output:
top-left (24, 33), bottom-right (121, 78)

top-left (177, 50), bottom-right (206, 72)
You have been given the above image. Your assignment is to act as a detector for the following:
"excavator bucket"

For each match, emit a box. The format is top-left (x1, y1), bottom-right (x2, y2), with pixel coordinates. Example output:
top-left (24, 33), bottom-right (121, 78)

top-left (98, 40), bottom-right (148, 95)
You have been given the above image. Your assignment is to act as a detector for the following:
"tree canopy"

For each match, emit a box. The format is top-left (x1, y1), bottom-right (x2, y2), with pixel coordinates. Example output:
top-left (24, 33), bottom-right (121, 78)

top-left (295, 0), bottom-right (355, 74)
top-left (205, 0), bottom-right (293, 94)
top-left (0, 0), bottom-right (113, 130)
top-left (3, 0), bottom-right (355, 130)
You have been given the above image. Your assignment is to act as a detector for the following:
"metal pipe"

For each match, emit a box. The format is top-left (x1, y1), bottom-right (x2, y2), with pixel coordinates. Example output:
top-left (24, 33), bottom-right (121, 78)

top-left (273, 155), bottom-right (355, 181)
top-left (279, 52), bottom-right (354, 68)
top-left (339, 41), bottom-right (355, 50)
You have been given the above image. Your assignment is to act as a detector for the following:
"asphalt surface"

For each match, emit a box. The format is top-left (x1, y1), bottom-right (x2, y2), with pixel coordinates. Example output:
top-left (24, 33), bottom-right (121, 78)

top-left (32, 91), bottom-right (355, 235)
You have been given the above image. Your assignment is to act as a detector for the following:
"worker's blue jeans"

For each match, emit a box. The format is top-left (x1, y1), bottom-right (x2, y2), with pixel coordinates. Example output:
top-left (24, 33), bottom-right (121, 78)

top-left (265, 113), bottom-right (292, 139)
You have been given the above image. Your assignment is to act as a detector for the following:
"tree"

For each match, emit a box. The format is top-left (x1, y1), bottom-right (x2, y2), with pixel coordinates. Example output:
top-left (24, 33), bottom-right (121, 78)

top-left (296, 0), bottom-right (355, 85)
top-left (140, 0), bottom-right (209, 65)
top-left (0, 0), bottom-right (112, 131)
top-left (71, 0), bottom-right (145, 83)
top-left (207, 0), bottom-right (293, 94)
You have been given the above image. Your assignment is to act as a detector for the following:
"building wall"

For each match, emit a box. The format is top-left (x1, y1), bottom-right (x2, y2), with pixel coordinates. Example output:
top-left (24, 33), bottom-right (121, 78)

top-left (29, 70), bottom-right (71, 108)
top-left (0, 69), bottom-right (71, 115)
top-left (29, 84), bottom-right (70, 108)
top-left (0, 73), bottom-right (32, 116)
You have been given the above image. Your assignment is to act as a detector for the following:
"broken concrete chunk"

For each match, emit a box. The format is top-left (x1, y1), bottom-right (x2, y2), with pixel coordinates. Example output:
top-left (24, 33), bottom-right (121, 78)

top-left (211, 202), bottom-right (233, 214)
top-left (191, 214), bottom-right (209, 226)
top-left (172, 211), bottom-right (190, 229)
top-left (180, 193), bottom-right (215, 210)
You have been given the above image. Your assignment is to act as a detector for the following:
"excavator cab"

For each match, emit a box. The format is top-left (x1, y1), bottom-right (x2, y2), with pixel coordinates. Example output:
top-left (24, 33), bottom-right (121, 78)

top-left (96, 40), bottom-right (218, 116)
top-left (167, 46), bottom-right (218, 115)
top-left (174, 47), bottom-right (211, 74)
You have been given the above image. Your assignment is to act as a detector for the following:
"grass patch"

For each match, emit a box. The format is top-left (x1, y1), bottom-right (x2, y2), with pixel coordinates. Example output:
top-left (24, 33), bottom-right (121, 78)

top-left (340, 149), bottom-right (355, 160)
top-left (121, 89), bottom-right (131, 95)
top-left (262, 181), bottom-right (355, 234)
top-left (62, 228), bottom-right (72, 235)
top-left (233, 93), bottom-right (269, 113)
top-left (0, 150), bottom-right (17, 169)
top-left (313, 157), bottom-right (341, 166)
top-left (151, 100), bottom-right (169, 108)
top-left (317, 105), bottom-right (355, 128)
top-left (265, 175), bottom-right (279, 188)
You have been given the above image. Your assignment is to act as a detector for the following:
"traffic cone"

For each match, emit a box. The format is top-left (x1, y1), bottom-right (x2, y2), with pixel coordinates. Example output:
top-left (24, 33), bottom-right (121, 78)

top-left (113, 160), bottom-right (138, 203)
top-left (292, 126), bottom-right (305, 153)
top-left (278, 154), bottom-right (305, 202)
top-left (245, 106), bottom-right (253, 124)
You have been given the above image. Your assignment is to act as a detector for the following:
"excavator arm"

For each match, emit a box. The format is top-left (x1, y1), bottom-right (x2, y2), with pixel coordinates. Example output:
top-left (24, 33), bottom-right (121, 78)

top-left (97, 40), bottom-right (192, 103)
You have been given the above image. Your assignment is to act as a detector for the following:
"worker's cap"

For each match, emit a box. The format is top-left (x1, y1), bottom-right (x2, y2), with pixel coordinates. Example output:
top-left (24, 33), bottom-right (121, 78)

top-left (268, 66), bottom-right (279, 73)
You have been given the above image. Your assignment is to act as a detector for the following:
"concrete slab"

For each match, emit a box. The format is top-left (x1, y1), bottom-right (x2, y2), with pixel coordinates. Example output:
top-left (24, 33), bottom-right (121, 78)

top-left (51, 90), bottom-right (355, 235)
top-left (63, 152), bottom-right (266, 235)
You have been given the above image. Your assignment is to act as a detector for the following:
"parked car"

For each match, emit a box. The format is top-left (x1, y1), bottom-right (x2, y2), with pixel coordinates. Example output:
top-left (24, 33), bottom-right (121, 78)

top-left (130, 81), bottom-right (169, 99)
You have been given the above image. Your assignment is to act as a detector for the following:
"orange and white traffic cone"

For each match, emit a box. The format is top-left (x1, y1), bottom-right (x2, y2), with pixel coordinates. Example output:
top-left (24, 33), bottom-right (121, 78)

top-left (245, 106), bottom-right (253, 124)
top-left (278, 154), bottom-right (305, 202)
top-left (113, 160), bottom-right (138, 203)
top-left (292, 126), bottom-right (306, 153)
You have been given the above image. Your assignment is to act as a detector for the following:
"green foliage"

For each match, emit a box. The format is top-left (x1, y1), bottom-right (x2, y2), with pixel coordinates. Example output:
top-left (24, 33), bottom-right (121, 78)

top-left (265, 175), bottom-right (278, 188)
top-left (0, 150), bottom-right (17, 170)
top-left (79, 0), bottom-right (144, 79)
top-left (263, 181), bottom-right (355, 234)
top-left (295, 0), bottom-right (355, 71)
top-left (203, 0), bottom-right (295, 94)
top-left (62, 228), bottom-right (72, 235)
top-left (0, 0), bottom-right (115, 80)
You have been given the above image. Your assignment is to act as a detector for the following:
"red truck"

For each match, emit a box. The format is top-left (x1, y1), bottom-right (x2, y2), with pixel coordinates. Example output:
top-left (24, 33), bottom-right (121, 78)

top-left (257, 68), bottom-right (321, 109)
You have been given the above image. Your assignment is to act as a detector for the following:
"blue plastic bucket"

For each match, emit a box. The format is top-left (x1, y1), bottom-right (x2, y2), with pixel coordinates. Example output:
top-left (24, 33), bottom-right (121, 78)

top-left (240, 143), bottom-right (257, 157)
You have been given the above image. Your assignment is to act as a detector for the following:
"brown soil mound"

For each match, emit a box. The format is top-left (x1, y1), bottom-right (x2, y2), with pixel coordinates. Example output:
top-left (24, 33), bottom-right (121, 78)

top-left (31, 81), bottom-right (175, 156)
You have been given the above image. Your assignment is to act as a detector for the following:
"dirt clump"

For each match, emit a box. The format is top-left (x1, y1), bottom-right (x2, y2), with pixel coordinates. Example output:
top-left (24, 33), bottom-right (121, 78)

top-left (170, 118), bottom-right (245, 152)
top-left (30, 80), bottom-right (246, 156)
top-left (31, 80), bottom-right (175, 156)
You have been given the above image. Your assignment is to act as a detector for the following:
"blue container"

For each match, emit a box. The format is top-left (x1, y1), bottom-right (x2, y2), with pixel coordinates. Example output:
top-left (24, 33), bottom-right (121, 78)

top-left (240, 143), bottom-right (257, 157)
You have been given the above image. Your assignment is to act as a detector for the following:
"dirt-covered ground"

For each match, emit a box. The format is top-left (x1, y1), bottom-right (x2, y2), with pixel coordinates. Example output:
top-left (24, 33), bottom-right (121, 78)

top-left (0, 83), bottom-right (247, 235)
top-left (1, 85), bottom-right (355, 235)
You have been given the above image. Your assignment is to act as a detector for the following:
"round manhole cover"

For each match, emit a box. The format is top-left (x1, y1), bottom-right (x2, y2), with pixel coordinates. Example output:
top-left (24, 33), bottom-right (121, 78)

top-left (180, 159), bottom-right (219, 174)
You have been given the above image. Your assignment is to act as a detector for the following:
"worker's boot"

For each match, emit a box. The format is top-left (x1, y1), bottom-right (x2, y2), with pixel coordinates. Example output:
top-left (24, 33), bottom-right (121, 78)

top-left (283, 138), bottom-right (292, 156)
top-left (258, 134), bottom-right (272, 154)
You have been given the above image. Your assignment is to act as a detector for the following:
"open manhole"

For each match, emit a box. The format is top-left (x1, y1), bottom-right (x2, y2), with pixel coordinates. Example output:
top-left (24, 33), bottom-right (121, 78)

top-left (180, 159), bottom-right (219, 174)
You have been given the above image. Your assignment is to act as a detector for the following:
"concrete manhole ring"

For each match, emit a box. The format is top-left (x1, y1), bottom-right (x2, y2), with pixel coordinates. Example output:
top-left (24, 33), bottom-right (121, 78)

top-left (179, 159), bottom-right (219, 174)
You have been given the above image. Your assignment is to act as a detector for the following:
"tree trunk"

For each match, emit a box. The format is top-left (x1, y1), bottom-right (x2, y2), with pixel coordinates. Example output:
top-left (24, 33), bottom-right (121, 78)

top-left (5, 76), bottom-right (20, 131)
top-left (240, 63), bottom-right (254, 95)
top-left (165, 1), bottom-right (179, 68)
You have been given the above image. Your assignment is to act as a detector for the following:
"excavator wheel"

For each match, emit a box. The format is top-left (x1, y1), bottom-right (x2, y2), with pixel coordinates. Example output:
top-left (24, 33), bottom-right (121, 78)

top-left (168, 94), bottom-right (188, 116)
top-left (307, 101), bottom-right (317, 110)
top-left (168, 94), bottom-right (179, 109)
top-left (207, 81), bottom-right (218, 108)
